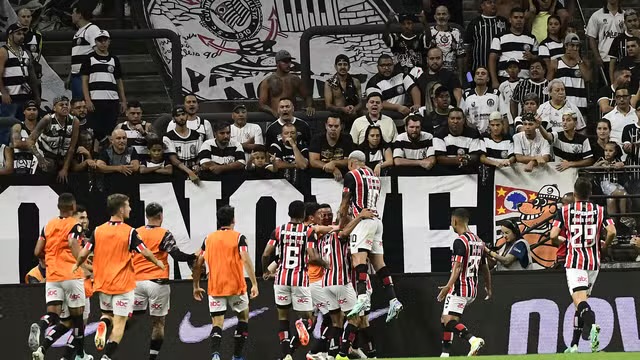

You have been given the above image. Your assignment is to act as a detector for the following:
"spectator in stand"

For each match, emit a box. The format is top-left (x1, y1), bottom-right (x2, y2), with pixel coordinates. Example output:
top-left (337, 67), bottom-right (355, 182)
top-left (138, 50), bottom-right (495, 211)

top-left (424, 1), bottom-right (464, 26)
top-left (498, 59), bottom-right (521, 127)
top-left (604, 87), bottom-right (639, 145)
top-left (350, 93), bottom-right (397, 145)
top-left (481, 112), bottom-right (514, 168)
top-left (537, 111), bottom-right (594, 170)
top-left (269, 122), bottom-right (309, 190)
top-left (489, 7), bottom-right (539, 89)
top-left (392, 114), bottom-right (436, 171)
top-left (547, 33), bottom-right (591, 114)
top-left (359, 125), bottom-right (393, 176)
top-left (0, 23), bottom-right (40, 124)
top-left (514, 93), bottom-right (542, 132)
top-left (538, 15), bottom-right (564, 70)
top-left (264, 98), bottom-right (311, 147)
top-left (429, 6), bottom-right (465, 82)
top-left (433, 108), bottom-right (484, 173)
top-left (598, 68), bottom-right (632, 118)
top-left (586, 0), bottom-right (625, 84)
top-left (309, 114), bottom-right (353, 181)
top-left (465, 0), bottom-right (508, 76)
top-left (139, 137), bottom-right (172, 175)
top-left (410, 47), bottom-right (463, 107)
top-left (229, 104), bottom-right (263, 162)
top-left (25, 259), bottom-right (46, 284)
top-left (96, 128), bottom-right (139, 175)
top-left (163, 105), bottom-right (201, 182)
top-left (622, 102), bottom-right (640, 164)
top-left (419, 83), bottom-right (451, 133)
top-left (366, 54), bottom-right (421, 119)
top-left (608, 10), bottom-right (640, 82)
top-left (167, 94), bottom-right (214, 142)
top-left (71, 124), bottom-right (97, 174)
top-left (593, 139), bottom-right (627, 219)
top-left (0, 139), bottom-right (13, 174)
top-left (486, 219), bottom-right (532, 270)
top-left (70, 99), bottom-right (94, 150)
top-left (258, 50), bottom-right (314, 118)
top-left (11, 100), bottom-right (39, 174)
top-left (18, 8), bottom-right (42, 86)
top-left (512, 112), bottom-right (551, 172)
top-left (28, 96), bottom-right (79, 182)
top-left (383, 13), bottom-right (429, 76)
top-left (198, 122), bottom-right (245, 175)
top-left (324, 54), bottom-right (362, 127)
top-left (511, 59), bottom-right (550, 121)
top-left (246, 145), bottom-right (275, 179)
top-left (592, 119), bottom-right (624, 161)
top-left (82, 30), bottom-right (127, 145)
top-left (525, 0), bottom-right (556, 43)
top-left (462, 67), bottom-right (501, 134)
top-left (70, 3), bottom-right (100, 100)
top-left (537, 79), bottom-right (586, 133)
top-left (619, 37), bottom-right (640, 95)
top-left (115, 101), bottom-right (154, 161)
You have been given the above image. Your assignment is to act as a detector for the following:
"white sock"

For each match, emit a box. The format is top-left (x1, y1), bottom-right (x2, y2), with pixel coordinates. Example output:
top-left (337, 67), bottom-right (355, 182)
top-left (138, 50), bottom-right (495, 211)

top-left (469, 336), bottom-right (477, 344)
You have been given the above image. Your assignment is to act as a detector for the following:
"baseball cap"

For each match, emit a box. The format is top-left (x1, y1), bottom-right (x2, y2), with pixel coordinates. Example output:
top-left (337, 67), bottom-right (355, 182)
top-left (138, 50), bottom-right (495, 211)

top-left (232, 104), bottom-right (247, 113)
top-left (53, 96), bottom-right (69, 105)
top-left (172, 105), bottom-right (186, 117)
top-left (506, 58), bottom-right (519, 66)
top-left (275, 50), bottom-right (293, 62)
top-left (95, 30), bottom-right (110, 39)
top-left (23, 100), bottom-right (38, 109)
top-left (564, 33), bottom-right (581, 45)
top-left (489, 111), bottom-right (502, 121)
top-left (6, 23), bottom-right (27, 36)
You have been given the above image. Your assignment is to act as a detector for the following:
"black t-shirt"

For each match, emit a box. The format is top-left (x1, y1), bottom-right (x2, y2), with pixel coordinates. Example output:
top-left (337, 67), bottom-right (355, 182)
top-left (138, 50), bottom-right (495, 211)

top-left (264, 119), bottom-right (312, 147)
top-left (619, 56), bottom-right (640, 95)
top-left (309, 132), bottom-right (354, 163)
top-left (424, 111), bottom-right (448, 133)
top-left (590, 139), bottom-right (623, 161)
top-left (413, 68), bottom-right (461, 106)
top-left (98, 147), bottom-right (138, 166)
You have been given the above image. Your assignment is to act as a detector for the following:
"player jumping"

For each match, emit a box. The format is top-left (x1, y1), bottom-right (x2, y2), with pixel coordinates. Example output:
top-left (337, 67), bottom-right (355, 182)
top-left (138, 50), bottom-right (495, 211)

top-left (192, 205), bottom-right (259, 360)
top-left (339, 151), bottom-right (403, 322)
top-left (550, 177), bottom-right (616, 353)
top-left (29, 193), bottom-right (92, 360)
top-left (72, 194), bottom-right (165, 360)
top-left (437, 208), bottom-right (491, 357)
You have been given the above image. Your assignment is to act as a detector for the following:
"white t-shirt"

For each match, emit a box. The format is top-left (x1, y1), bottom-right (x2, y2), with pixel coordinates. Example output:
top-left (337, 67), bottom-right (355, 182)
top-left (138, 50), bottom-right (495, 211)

top-left (536, 100), bottom-right (586, 133)
top-left (230, 122), bottom-right (264, 161)
top-left (166, 116), bottom-right (214, 141)
top-left (603, 107), bottom-right (639, 145)
top-left (512, 131), bottom-right (551, 157)
top-left (586, 8), bottom-right (625, 62)
top-left (350, 114), bottom-right (398, 145)
top-left (461, 87), bottom-right (501, 133)
top-left (499, 80), bottom-right (519, 124)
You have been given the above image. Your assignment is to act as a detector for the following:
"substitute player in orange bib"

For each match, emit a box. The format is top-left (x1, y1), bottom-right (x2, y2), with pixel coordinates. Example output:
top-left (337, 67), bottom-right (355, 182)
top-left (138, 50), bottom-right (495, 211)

top-left (72, 194), bottom-right (165, 360)
top-left (132, 203), bottom-right (197, 360)
top-left (192, 205), bottom-right (259, 360)
top-left (29, 193), bottom-right (92, 360)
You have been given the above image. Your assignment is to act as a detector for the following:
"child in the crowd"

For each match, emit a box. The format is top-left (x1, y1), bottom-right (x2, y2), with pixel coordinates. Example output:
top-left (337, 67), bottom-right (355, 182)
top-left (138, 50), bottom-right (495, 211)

top-left (246, 145), bottom-right (275, 179)
top-left (499, 59), bottom-right (521, 127)
top-left (594, 141), bottom-right (628, 220)
top-left (140, 137), bottom-right (173, 175)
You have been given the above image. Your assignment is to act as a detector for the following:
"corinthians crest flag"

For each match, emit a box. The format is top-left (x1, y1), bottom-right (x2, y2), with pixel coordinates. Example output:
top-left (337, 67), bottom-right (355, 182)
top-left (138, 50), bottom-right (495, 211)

top-left (493, 164), bottom-right (578, 269)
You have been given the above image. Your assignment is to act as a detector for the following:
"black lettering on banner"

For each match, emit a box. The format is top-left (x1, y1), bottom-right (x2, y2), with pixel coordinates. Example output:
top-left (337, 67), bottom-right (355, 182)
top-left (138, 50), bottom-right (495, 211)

top-left (186, 67), bottom-right (206, 93)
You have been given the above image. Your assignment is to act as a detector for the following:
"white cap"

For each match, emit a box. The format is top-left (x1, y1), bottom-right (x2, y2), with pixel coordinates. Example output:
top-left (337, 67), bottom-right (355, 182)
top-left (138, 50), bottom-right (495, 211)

top-left (349, 150), bottom-right (366, 162)
top-left (95, 30), bottom-right (110, 40)
top-left (489, 111), bottom-right (502, 121)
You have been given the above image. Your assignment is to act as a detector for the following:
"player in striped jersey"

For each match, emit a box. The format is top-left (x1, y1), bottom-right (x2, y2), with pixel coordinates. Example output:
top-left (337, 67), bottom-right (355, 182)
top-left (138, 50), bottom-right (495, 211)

top-left (262, 200), bottom-right (325, 360)
top-left (437, 208), bottom-right (491, 357)
top-left (340, 151), bottom-right (403, 322)
top-left (550, 178), bottom-right (616, 353)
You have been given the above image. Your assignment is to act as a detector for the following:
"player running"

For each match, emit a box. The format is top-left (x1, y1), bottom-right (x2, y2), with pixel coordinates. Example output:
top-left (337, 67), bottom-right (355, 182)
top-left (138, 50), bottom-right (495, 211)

top-left (550, 177), bottom-right (616, 353)
top-left (339, 150), bottom-right (403, 322)
top-left (29, 193), bottom-right (92, 360)
top-left (262, 200), bottom-right (325, 360)
top-left (437, 208), bottom-right (491, 357)
top-left (72, 194), bottom-right (165, 360)
top-left (192, 205), bottom-right (259, 360)
top-left (132, 203), bottom-right (197, 360)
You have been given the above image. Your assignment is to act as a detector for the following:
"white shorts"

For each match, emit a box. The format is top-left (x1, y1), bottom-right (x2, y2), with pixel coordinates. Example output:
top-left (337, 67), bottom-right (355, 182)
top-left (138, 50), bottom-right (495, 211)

top-left (274, 285), bottom-right (313, 312)
top-left (45, 279), bottom-right (85, 309)
top-left (349, 218), bottom-right (384, 255)
top-left (442, 294), bottom-right (475, 316)
top-left (208, 293), bottom-right (249, 314)
top-left (566, 268), bottom-right (599, 296)
top-left (325, 284), bottom-right (357, 313)
top-left (99, 290), bottom-right (134, 317)
top-left (310, 281), bottom-right (330, 315)
top-left (60, 296), bottom-right (91, 320)
top-left (133, 280), bottom-right (171, 317)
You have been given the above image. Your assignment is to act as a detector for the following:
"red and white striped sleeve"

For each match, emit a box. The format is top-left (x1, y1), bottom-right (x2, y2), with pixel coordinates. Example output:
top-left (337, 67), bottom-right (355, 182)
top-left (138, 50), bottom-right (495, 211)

top-left (238, 234), bottom-right (248, 253)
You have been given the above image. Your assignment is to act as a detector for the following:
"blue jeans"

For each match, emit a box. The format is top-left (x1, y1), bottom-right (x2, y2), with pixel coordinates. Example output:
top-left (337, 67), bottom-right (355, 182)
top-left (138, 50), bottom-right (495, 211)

top-left (0, 102), bottom-right (23, 145)
top-left (70, 73), bottom-right (83, 100)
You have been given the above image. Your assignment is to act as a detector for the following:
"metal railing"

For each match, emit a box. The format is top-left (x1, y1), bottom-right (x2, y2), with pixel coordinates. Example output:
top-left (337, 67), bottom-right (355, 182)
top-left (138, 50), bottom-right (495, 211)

top-left (576, 0), bottom-right (608, 87)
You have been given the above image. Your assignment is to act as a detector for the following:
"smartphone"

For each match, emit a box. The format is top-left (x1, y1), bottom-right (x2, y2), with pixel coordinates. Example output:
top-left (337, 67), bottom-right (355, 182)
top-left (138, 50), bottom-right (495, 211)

top-left (466, 72), bottom-right (473, 83)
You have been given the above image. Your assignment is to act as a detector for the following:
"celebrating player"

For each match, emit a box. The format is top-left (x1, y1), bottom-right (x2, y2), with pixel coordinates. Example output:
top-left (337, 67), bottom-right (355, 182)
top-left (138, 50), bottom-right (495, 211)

top-left (437, 208), bottom-right (491, 357)
top-left (550, 177), bottom-right (616, 353)
top-left (339, 150), bottom-right (403, 322)
top-left (29, 193), bottom-right (92, 360)
top-left (262, 200), bottom-right (325, 360)
top-left (132, 203), bottom-right (197, 360)
top-left (72, 194), bottom-right (165, 360)
top-left (192, 205), bottom-right (259, 360)
top-left (73, 205), bottom-right (94, 327)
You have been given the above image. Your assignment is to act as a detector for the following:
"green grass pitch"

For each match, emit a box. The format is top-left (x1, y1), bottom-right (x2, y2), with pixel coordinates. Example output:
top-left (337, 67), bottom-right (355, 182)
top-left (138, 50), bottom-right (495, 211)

top-left (380, 353), bottom-right (638, 360)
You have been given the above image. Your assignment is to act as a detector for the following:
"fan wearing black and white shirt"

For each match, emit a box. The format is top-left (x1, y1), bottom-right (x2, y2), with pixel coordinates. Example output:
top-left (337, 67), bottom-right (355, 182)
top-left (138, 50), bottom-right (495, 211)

top-left (538, 15), bottom-right (564, 68)
top-left (410, 47), bottom-right (463, 107)
top-left (608, 10), bottom-right (640, 82)
top-left (537, 80), bottom-right (586, 133)
top-left (433, 108), bottom-right (485, 173)
top-left (366, 54), bottom-right (421, 118)
top-left (167, 94), bottom-right (214, 142)
top-left (462, 67), bottom-right (500, 134)
top-left (269, 123), bottom-right (309, 189)
top-left (547, 33), bottom-right (592, 113)
top-left (392, 115), bottom-right (436, 170)
top-left (511, 58), bottom-right (550, 121)
top-left (383, 13), bottom-right (429, 75)
top-left (198, 122), bottom-right (245, 175)
top-left (464, 0), bottom-right (507, 75)
top-left (481, 112), bottom-right (514, 168)
top-left (598, 67), bottom-right (632, 117)
top-left (430, 6), bottom-right (465, 78)
top-left (537, 111), bottom-right (594, 171)
top-left (162, 106), bottom-right (200, 183)
top-left (264, 98), bottom-right (312, 147)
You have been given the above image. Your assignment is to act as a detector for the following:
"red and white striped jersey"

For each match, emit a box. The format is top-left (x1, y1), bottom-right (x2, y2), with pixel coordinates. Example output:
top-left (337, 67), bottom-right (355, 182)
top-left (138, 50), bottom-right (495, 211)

top-left (268, 222), bottom-right (317, 287)
top-left (320, 232), bottom-right (351, 286)
top-left (450, 232), bottom-right (485, 298)
top-left (552, 201), bottom-right (614, 271)
top-left (343, 167), bottom-right (380, 218)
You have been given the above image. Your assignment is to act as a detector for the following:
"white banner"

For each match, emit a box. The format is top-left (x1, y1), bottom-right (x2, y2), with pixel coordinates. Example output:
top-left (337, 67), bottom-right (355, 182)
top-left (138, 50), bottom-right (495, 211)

top-left (143, 0), bottom-right (395, 100)
top-left (494, 164), bottom-right (578, 268)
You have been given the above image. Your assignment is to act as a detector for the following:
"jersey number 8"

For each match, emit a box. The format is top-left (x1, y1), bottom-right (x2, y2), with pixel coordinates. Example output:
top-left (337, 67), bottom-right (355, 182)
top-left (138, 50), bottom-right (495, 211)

top-left (569, 224), bottom-right (597, 248)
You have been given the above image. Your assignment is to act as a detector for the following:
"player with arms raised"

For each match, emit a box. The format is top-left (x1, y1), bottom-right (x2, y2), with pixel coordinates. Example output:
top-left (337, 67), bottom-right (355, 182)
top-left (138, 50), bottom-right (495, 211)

top-left (437, 208), bottom-right (491, 357)
top-left (339, 150), bottom-right (403, 322)
top-left (550, 177), bottom-right (616, 353)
